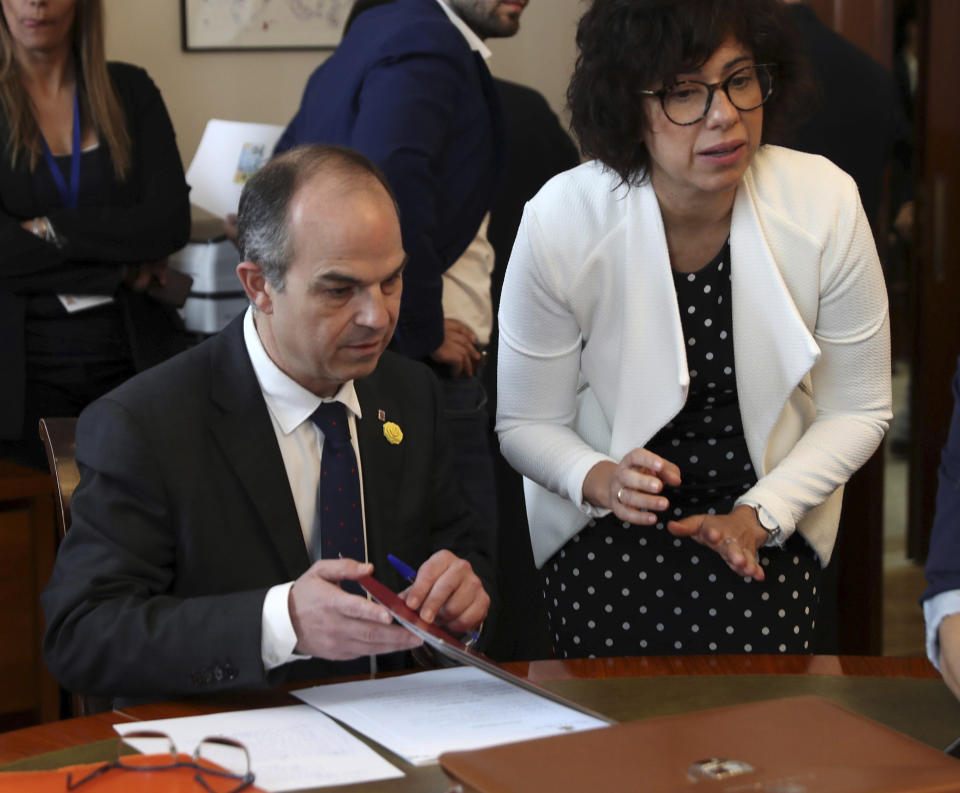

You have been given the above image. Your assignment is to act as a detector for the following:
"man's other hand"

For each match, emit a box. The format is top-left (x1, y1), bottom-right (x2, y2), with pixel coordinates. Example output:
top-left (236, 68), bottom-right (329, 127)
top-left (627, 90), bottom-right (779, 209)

top-left (400, 550), bottom-right (490, 634)
top-left (289, 559), bottom-right (422, 660)
top-left (429, 318), bottom-right (482, 377)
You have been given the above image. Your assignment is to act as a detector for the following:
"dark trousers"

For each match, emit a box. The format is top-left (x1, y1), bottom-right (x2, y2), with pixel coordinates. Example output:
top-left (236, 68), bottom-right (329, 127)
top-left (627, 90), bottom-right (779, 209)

top-left (436, 373), bottom-right (499, 560)
top-left (0, 357), bottom-right (135, 471)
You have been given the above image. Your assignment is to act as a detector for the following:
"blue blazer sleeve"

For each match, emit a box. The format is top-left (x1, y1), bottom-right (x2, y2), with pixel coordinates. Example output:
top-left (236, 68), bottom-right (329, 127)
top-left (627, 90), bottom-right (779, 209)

top-left (274, 3), bottom-right (501, 359)
top-left (352, 40), bottom-right (468, 357)
top-left (924, 356), bottom-right (960, 601)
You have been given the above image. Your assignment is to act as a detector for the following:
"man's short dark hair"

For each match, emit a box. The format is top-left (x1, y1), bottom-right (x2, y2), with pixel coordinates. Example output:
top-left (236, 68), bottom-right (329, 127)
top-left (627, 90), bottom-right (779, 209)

top-left (237, 144), bottom-right (399, 289)
top-left (568, 0), bottom-right (811, 187)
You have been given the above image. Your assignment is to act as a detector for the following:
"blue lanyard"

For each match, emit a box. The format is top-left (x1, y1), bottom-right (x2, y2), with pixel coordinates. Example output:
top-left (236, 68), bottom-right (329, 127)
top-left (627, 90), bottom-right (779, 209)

top-left (40, 89), bottom-right (81, 209)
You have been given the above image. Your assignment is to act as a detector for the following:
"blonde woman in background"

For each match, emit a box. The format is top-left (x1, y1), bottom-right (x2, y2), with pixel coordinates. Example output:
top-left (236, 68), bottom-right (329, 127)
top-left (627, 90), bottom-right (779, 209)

top-left (0, 0), bottom-right (190, 469)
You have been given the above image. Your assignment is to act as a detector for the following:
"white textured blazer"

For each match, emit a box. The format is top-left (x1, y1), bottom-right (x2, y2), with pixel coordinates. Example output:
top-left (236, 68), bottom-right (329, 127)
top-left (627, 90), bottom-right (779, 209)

top-left (496, 145), bottom-right (891, 569)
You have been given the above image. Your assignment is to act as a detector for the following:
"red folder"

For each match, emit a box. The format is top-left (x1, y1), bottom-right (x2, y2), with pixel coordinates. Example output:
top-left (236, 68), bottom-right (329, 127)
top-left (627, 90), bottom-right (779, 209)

top-left (440, 696), bottom-right (960, 793)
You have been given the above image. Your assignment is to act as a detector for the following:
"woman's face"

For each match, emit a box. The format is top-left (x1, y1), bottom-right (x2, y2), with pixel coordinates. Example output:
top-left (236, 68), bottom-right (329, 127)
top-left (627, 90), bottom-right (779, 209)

top-left (1, 0), bottom-right (77, 58)
top-left (641, 37), bottom-right (763, 210)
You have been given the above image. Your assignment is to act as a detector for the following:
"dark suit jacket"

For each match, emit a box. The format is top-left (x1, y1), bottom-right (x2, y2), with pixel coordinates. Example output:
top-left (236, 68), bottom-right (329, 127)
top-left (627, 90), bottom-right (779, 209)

top-left (781, 4), bottom-right (902, 225)
top-left (41, 314), bottom-right (493, 701)
top-left (924, 356), bottom-right (960, 603)
top-left (275, 0), bottom-right (504, 358)
top-left (0, 63), bottom-right (191, 440)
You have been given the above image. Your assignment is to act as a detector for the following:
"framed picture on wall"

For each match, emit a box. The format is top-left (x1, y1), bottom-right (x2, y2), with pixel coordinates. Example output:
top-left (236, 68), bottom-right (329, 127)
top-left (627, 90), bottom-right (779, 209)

top-left (181, 0), bottom-right (350, 51)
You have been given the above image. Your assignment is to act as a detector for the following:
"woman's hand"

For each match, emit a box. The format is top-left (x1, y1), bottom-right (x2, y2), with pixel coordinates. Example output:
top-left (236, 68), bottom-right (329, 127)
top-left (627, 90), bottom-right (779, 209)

top-left (124, 258), bottom-right (168, 292)
top-left (667, 504), bottom-right (768, 581)
top-left (583, 449), bottom-right (682, 525)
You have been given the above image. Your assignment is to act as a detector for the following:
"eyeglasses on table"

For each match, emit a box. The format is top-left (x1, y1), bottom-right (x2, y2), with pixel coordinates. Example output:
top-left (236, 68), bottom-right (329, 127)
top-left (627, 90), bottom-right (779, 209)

top-left (65, 730), bottom-right (255, 792)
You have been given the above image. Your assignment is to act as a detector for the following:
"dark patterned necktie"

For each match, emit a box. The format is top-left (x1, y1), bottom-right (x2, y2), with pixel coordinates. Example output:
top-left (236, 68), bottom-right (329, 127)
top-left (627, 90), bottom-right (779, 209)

top-left (309, 402), bottom-right (366, 577)
top-left (310, 402), bottom-right (370, 671)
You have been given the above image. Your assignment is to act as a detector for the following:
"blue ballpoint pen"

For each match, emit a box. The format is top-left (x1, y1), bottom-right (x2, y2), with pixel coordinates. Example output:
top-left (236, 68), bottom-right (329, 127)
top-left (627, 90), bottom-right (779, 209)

top-left (387, 553), bottom-right (417, 584)
top-left (386, 553), bottom-right (481, 647)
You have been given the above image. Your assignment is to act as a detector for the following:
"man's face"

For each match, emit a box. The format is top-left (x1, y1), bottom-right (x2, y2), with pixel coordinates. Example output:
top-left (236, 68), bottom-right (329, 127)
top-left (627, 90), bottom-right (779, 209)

top-left (448, 0), bottom-right (527, 39)
top-left (252, 174), bottom-right (405, 397)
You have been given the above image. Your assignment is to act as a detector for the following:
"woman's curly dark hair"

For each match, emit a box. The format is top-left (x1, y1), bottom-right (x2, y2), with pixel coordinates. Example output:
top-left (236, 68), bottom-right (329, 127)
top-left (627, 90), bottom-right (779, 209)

top-left (568, 0), bottom-right (812, 186)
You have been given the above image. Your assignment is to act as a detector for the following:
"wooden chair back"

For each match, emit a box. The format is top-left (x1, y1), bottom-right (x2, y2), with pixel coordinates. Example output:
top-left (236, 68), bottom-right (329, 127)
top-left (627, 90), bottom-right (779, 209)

top-left (37, 417), bottom-right (79, 542)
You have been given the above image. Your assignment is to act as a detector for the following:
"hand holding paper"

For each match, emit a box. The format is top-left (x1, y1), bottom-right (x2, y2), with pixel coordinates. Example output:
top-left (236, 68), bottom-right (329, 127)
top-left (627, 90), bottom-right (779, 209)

top-left (289, 559), bottom-right (422, 660)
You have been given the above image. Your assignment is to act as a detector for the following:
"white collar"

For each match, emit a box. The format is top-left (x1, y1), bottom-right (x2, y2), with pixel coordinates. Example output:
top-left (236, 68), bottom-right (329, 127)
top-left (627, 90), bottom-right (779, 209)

top-left (243, 307), bottom-right (362, 435)
top-left (435, 0), bottom-right (492, 60)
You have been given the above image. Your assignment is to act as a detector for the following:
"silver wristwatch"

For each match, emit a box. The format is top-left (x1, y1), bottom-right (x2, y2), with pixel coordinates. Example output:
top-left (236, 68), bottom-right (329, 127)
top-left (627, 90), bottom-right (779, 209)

top-left (741, 500), bottom-right (782, 547)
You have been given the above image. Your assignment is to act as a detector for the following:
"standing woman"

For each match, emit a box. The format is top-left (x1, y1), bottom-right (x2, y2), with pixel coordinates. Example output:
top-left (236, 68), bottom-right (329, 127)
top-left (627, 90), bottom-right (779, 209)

top-left (0, 0), bottom-right (190, 469)
top-left (497, 0), bottom-right (891, 657)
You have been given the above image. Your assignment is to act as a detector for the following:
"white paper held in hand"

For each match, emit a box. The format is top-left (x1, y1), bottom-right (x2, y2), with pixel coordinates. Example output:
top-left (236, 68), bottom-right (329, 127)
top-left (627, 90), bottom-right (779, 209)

top-left (185, 119), bottom-right (285, 219)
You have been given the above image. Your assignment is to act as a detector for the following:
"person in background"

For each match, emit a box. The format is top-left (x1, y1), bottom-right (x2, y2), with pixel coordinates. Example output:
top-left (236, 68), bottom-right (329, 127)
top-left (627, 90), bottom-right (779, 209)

top-left (336, 0), bottom-right (573, 660)
top-left (0, 0), bottom-right (191, 470)
top-left (274, 0), bottom-right (530, 556)
top-left (496, 0), bottom-right (891, 658)
top-left (779, 0), bottom-right (902, 228)
top-left (483, 77), bottom-right (581, 660)
top-left (923, 356), bottom-right (960, 701)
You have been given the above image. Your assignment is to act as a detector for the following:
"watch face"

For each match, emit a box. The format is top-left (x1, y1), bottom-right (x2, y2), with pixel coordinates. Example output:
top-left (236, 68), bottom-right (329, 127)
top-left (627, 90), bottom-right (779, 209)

top-left (754, 506), bottom-right (778, 532)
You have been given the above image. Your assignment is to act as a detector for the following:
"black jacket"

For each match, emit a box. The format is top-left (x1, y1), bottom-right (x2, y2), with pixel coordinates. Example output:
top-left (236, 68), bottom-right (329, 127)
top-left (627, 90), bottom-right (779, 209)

top-left (0, 62), bottom-right (191, 439)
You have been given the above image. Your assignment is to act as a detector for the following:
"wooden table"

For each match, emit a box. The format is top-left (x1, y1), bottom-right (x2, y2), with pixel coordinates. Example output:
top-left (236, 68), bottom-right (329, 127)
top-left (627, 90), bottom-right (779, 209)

top-left (0, 655), bottom-right (957, 791)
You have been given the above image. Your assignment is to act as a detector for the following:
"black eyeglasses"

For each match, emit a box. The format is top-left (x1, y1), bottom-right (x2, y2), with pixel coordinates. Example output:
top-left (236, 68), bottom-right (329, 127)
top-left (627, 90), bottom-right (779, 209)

top-left (639, 63), bottom-right (776, 126)
top-left (65, 731), bottom-right (255, 792)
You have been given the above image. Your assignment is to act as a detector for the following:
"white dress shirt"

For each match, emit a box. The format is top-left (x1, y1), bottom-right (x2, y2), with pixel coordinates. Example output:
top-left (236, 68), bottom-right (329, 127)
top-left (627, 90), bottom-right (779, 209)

top-left (242, 308), bottom-right (370, 671)
top-left (924, 590), bottom-right (960, 671)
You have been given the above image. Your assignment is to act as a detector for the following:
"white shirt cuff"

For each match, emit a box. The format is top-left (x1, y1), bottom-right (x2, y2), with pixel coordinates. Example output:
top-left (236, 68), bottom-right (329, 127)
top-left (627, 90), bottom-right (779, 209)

top-left (923, 590), bottom-right (960, 671)
top-left (261, 582), bottom-right (310, 671)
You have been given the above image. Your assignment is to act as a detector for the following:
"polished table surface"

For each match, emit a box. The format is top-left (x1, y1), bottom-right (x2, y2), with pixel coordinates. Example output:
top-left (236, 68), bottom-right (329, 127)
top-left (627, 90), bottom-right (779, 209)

top-left (1, 656), bottom-right (957, 791)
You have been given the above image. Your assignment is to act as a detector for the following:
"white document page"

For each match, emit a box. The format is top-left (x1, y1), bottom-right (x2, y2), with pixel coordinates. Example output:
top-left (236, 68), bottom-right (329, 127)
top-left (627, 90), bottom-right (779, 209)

top-left (185, 119), bottom-right (285, 218)
top-left (56, 294), bottom-right (114, 313)
top-left (294, 666), bottom-right (610, 766)
top-left (114, 704), bottom-right (403, 792)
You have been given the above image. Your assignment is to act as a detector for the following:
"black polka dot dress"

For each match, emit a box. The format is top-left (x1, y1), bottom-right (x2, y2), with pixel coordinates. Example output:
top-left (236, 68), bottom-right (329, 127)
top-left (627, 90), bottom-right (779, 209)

top-left (542, 242), bottom-right (821, 658)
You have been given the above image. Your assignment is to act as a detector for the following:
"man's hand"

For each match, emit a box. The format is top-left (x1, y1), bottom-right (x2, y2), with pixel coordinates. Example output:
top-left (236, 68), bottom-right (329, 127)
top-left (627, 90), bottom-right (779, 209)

top-left (289, 559), bottom-right (422, 660)
top-left (429, 318), bottom-right (482, 377)
top-left (668, 504), bottom-right (768, 581)
top-left (400, 550), bottom-right (490, 634)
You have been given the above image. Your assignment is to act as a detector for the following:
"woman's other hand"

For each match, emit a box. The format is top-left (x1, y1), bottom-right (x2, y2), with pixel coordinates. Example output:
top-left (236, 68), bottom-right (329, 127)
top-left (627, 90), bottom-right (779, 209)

top-left (584, 448), bottom-right (682, 525)
top-left (124, 258), bottom-right (168, 292)
top-left (667, 504), bottom-right (768, 581)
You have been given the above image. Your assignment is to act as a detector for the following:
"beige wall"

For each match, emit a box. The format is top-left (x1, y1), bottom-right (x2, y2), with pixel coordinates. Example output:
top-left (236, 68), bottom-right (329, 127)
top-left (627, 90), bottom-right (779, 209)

top-left (103, 0), bottom-right (584, 170)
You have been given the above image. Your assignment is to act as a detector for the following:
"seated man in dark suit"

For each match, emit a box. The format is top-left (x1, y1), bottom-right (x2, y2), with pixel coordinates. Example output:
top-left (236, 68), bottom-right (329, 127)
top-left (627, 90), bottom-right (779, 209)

top-left (923, 355), bottom-right (960, 701)
top-left (42, 144), bottom-right (492, 703)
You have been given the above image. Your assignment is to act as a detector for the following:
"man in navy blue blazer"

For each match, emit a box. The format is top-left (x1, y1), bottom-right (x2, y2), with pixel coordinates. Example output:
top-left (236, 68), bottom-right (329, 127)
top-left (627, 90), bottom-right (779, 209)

top-left (923, 356), bottom-right (960, 700)
top-left (276, 0), bottom-right (529, 545)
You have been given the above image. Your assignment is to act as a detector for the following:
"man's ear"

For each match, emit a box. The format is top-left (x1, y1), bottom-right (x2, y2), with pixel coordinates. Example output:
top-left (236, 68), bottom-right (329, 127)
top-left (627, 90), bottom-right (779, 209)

top-left (236, 261), bottom-right (273, 313)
